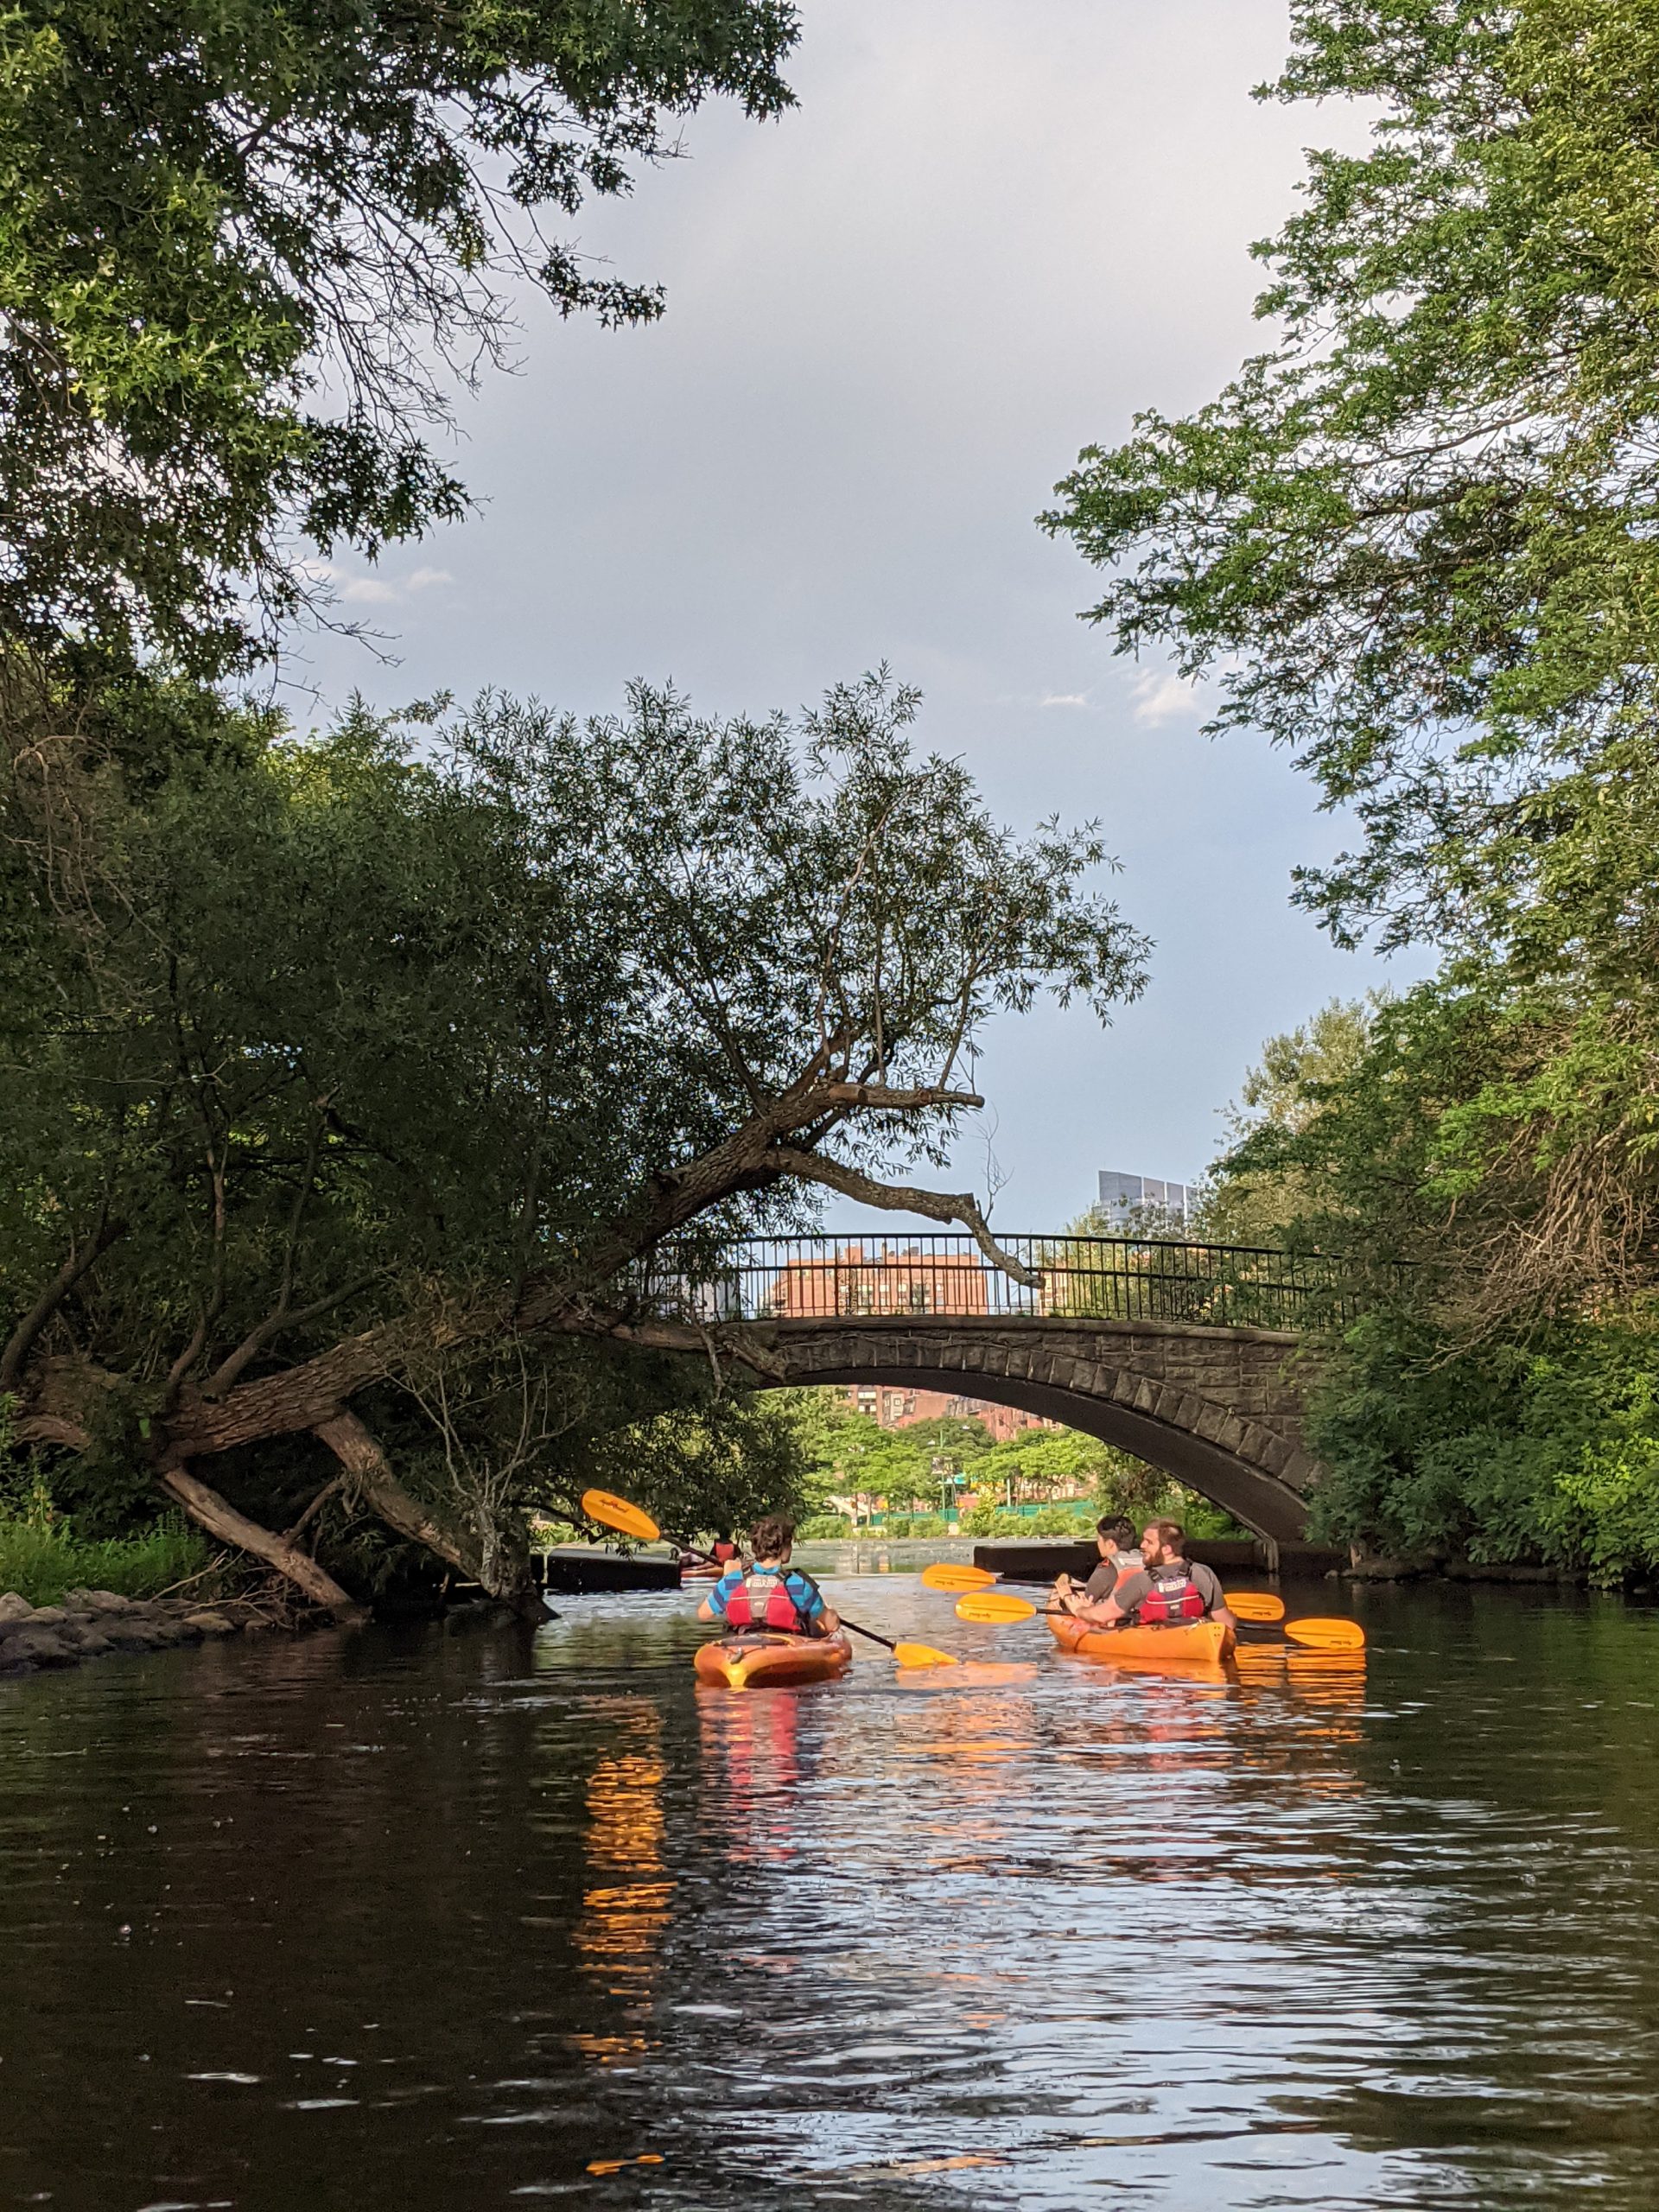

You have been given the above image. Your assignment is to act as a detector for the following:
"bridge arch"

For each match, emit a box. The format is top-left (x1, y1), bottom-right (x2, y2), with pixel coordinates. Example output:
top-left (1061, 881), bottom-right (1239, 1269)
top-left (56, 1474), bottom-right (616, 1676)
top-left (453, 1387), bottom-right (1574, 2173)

top-left (760, 1316), bottom-right (1321, 1543)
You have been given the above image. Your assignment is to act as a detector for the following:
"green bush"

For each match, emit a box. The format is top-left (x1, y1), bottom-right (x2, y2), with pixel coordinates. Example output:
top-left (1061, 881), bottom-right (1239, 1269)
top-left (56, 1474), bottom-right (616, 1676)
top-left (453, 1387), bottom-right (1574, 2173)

top-left (906, 1514), bottom-right (946, 1537)
top-left (881, 1516), bottom-right (912, 1538)
top-left (1305, 1309), bottom-right (1659, 1582)
top-left (1030, 1505), bottom-right (1089, 1536)
top-left (0, 1512), bottom-right (213, 1610)
top-left (796, 1512), bottom-right (852, 1540)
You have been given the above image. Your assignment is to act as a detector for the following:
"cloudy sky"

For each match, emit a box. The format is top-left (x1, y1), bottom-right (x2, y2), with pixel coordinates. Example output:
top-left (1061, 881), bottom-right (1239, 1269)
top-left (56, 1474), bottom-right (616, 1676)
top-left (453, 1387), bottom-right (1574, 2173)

top-left (299, 0), bottom-right (1424, 1232)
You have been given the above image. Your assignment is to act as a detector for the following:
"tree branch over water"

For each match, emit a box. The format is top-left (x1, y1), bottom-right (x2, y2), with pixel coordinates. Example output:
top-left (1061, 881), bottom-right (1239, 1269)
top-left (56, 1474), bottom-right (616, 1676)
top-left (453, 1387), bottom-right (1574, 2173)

top-left (3, 672), bottom-right (1146, 1604)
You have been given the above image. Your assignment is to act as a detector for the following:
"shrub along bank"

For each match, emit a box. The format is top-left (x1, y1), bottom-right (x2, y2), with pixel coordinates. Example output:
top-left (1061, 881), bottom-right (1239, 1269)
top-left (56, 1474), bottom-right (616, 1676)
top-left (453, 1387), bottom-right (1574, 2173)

top-left (0, 1510), bottom-right (209, 1611)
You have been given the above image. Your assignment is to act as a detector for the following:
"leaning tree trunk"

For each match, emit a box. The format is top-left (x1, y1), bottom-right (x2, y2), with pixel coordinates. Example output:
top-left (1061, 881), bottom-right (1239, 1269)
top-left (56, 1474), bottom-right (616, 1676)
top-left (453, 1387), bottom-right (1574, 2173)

top-left (475, 1511), bottom-right (539, 1618)
top-left (314, 1414), bottom-right (541, 1618)
top-left (10, 1064), bottom-right (1009, 1615)
top-left (156, 1454), bottom-right (366, 1621)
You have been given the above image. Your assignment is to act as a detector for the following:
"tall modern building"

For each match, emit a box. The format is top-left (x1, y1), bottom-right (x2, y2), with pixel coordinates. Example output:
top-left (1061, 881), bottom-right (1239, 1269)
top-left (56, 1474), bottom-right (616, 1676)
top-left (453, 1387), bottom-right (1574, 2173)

top-left (1096, 1169), bottom-right (1194, 1227)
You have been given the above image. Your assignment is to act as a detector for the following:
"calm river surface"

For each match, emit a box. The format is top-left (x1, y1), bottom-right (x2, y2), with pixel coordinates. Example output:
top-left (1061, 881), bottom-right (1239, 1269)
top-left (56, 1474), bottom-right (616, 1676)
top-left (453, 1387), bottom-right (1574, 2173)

top-left (5, 1574), bottom-right (1659, 2211)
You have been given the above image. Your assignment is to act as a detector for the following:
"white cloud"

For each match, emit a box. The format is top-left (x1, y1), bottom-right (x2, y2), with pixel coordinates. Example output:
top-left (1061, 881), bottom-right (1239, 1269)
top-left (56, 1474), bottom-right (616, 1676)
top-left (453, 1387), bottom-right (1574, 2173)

top-left (407, 567), bottom-right (454, 591)
top-left (340, 575), bottom-right (401, 606)
top-left (1040, 691), bottom-right (1090, 709)
top-left (1128, 669), bottom-right (1201, 727)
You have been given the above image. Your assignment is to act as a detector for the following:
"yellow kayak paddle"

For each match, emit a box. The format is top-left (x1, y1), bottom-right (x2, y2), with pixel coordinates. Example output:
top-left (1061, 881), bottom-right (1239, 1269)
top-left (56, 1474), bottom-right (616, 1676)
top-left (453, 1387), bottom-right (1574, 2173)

top-left (927, 1566), bottom-right (1283, 1624)
top-left (919, 1563), bottom-right (1000, 1593)
top-left (580, 1488), bottom-right (663, 1542)
top-left (1223, 1591), bottom-right (1286, 1623)
top-left (956, 1588), bottom-right (1367, 1654)
top-left (955, 1592), bottom-right (1044, 1624)
top-left (1283, 1617), bottom-right (1367, 1653)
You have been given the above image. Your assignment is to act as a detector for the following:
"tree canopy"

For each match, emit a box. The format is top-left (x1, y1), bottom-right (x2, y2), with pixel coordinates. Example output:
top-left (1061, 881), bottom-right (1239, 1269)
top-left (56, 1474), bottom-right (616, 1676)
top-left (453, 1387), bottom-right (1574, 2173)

top-left (3, 671), bottom-right (1146, 1605)
top-left (0, 0), bottom-right (798, 671)
top-left (1041, 1), bottom-right (1659, 1580)
top-left (1043, 0), bottom-right (1659, 957)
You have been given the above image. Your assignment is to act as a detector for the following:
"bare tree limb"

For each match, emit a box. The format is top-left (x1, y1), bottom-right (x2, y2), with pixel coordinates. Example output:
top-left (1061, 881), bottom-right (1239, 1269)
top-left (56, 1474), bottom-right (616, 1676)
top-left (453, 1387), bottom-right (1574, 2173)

top-left (314, 1412), bottom-right (481, 1580)
top-left (0, 1215), bottom-right (126, 1391)
top-left (283, 1476), bottom-right (345, 1544)
top-left (13, 1413), bottom-right (93, 1451)
top-left (813, 1082), bottom-right (984, 1111)
top-left (767, 1147), bottom-right (1040, 1287)
top-left (156, 1451), bottom-right (365, 1618)
top-left (201, 1271), bottom-right (379, 1400)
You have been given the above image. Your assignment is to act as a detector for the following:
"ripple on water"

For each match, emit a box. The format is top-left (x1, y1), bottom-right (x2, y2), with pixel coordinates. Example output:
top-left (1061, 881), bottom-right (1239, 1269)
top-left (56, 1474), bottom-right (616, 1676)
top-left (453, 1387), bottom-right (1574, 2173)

top-left (4, 1579), bottom-right (1659, 2208)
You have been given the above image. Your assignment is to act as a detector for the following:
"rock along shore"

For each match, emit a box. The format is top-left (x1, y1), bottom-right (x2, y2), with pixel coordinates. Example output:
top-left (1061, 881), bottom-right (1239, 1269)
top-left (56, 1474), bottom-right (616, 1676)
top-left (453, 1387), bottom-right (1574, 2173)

top-left (0, 1587), bottom-right (290, 1675)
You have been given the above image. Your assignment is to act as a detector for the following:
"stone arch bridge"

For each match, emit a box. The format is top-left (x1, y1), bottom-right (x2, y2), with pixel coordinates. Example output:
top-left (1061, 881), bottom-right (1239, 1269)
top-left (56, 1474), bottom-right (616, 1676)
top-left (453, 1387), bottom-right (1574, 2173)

top-left (652, 1234), bottom-right (1357, 1546)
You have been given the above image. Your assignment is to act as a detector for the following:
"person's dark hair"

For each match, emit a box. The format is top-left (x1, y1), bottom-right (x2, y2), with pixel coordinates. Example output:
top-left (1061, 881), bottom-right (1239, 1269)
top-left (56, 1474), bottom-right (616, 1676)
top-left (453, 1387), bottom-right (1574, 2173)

top-left (749, 1515), bottom-right (796, 1560)
top-left (1096, 1515), bottom-right (1135, 1545)
top-left (1148, 1518), bottom-right (1186, 1556)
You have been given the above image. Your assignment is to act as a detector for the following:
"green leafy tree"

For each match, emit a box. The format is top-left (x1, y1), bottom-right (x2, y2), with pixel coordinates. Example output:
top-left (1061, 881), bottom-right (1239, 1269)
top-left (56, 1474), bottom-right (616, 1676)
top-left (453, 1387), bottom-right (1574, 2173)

top-left (0, 0), bottom-right (798, 670)
top-left (1041, 1), bottom-right (1659, 1574)
top-left (1043, 0), bottom-right (1659, 960)
top-left (1193, 996), bottom-right (1382, 1248)
top-left (3, 671), bottom-right (1147, 1608)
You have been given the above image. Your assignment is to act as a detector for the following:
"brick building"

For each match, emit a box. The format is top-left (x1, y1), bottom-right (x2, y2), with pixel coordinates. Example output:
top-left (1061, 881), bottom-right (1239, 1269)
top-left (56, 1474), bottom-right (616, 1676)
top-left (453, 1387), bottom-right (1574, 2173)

top-left (767, 1242), bottom-right (992, 1320)
top-left (839, 1382), bottom-right (1058, 1444)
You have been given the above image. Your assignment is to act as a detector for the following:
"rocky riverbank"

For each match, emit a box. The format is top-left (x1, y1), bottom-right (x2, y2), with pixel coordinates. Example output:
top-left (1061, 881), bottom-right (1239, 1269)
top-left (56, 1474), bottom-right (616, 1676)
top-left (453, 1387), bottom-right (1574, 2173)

top-left (0, 1587), bottom-right (298, 1675)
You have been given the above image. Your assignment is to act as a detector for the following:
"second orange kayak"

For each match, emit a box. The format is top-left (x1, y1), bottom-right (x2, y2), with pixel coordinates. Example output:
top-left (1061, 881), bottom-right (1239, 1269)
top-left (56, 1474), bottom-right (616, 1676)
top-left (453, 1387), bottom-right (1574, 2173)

top-left (1048, 1613), bottom-right (1236, 1666)
top-left (693, 1631), bottom-right (854, 1690)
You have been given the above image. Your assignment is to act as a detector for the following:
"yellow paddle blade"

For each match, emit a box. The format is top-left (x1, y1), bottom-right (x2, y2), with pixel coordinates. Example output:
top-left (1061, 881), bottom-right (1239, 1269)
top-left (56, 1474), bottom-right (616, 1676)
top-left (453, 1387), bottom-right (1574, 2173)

top-left (893, 1641), bottom-right (960, 1669)
top-left (919, 1563), bottom-right (999, 1592)
top-left (1224, 1591), bottom-right (1286, 1624)
top-left (955, 1592), bottom-right (1039, 1624)
top-left (580, 1488), bottom-right (661, 1543)
top-left (1285, 1616), bottom-right (1367, 1652)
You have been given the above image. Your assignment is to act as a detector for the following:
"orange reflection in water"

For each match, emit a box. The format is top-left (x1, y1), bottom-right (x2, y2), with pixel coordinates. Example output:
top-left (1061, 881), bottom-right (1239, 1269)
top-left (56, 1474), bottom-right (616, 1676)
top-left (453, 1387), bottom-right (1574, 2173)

top-left (571, 1709), bottom-right (671, 2066)
top-left (696, 1681), bottom-right (805, 1866)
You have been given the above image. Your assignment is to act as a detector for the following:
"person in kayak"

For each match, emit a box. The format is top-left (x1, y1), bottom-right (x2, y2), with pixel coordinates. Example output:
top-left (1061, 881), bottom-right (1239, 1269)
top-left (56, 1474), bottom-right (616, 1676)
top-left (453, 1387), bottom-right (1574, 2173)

top-left (681, 1529), bottom-right (741, 1578)
top-left (1058, 1519), bottom-right (1236, 1635)
top-left (1051, 1514), bottom-right (1141, 1611)
top-left (698, 1516), bottom-right (841, 1639)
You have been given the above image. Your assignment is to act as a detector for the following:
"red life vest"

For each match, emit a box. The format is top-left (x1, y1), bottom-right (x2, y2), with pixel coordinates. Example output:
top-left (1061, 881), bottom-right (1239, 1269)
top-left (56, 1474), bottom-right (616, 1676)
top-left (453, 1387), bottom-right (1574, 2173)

top-left (1134, 1564), bottom-right (1208, 1625)
top-left (722, 1566), bottom-right (817, 1637)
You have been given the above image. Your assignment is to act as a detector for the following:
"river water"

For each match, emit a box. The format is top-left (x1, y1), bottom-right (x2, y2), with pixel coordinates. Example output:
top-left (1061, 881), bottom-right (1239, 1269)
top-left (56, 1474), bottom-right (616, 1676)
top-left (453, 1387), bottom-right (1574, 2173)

top-left (4, 1573), bottom-right (1659, 2211)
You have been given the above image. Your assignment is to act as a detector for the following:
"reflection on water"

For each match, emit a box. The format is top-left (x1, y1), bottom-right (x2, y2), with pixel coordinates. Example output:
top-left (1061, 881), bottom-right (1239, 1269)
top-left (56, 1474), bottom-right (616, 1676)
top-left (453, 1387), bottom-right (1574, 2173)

top-left (3, 1578), bottom-right (1659, 2208)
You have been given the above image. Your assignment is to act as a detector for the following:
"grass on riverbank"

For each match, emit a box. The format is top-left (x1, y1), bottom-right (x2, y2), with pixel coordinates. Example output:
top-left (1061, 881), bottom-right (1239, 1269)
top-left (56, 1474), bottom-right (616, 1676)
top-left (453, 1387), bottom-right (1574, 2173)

top-left (0, 1514), bottom-right (213, 1609)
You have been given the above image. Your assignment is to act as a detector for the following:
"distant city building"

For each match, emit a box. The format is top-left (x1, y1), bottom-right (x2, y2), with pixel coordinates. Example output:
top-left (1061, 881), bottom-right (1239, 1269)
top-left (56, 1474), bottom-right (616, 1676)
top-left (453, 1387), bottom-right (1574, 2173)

top-left (767, 1242), bottom-right (990, 1319)
top-left (839, 1383), bottom-right (1058, 1441)
top-left (1096, 1168), bottom-right (1194, 1228)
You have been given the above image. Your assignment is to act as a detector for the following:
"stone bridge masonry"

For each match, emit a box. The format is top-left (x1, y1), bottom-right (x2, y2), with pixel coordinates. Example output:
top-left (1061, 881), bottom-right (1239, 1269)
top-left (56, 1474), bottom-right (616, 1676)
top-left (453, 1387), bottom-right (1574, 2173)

top-left (758, 1315), bottom-right (1323, 1546)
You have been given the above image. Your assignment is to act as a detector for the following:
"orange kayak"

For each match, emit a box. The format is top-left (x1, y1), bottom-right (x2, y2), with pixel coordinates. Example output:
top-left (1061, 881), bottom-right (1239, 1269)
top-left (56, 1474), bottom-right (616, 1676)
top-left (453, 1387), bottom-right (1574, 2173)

top-left (693, 1631), bottom-right (854, 1690)
top-left (1048, 1613), bottom-right (1235, 1667)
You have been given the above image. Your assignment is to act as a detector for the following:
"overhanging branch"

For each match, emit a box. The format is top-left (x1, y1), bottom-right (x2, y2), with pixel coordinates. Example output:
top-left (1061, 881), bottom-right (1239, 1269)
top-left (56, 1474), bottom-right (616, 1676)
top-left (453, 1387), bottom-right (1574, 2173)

top-left (767, 1147), bottom-right (1040, 1287)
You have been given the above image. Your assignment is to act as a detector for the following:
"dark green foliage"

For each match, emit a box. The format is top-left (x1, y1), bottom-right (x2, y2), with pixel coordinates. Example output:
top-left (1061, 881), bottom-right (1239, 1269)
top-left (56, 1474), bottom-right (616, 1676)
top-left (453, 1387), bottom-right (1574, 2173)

top-left (1306, 1309), bottom-right (1659, 1583)
top-left (1049, 1), bottom-right (1659, 1578)
top-left (1205, 981), bottom-right (1659, 1577)
top-left (0, 0), bottom-right (798, 668)
top-left (3, 666), bottom-right (1142, 1581)
top-left (575, 1388), bottom-right (811, 1546)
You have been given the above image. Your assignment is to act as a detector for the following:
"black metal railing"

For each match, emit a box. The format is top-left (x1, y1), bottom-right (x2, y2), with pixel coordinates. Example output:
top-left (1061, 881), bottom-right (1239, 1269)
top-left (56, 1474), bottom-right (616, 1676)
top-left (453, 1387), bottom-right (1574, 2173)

top-left (630, 1232), bottom-right (1382, 1335)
